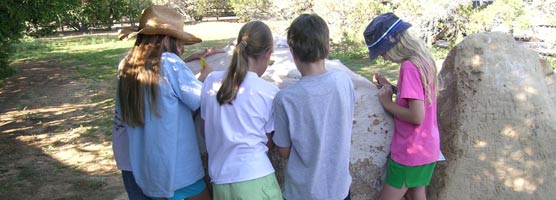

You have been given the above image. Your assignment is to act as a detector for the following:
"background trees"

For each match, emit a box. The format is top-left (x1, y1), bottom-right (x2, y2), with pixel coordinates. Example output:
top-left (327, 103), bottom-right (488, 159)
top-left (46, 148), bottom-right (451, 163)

top-left (1, 0), bottom-right (554, 79)
top-left (0, 0), bottom-right (149, 79)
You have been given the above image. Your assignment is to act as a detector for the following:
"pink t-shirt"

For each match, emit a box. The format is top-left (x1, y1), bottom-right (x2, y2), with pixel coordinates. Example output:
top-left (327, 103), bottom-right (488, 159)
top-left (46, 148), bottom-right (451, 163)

top-left (390, 61), bottom-right (440, 166)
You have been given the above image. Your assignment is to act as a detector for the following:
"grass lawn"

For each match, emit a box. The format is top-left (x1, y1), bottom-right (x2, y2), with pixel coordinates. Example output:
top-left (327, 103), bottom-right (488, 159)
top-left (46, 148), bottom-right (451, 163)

top-left (11, 34), bottom-right (233, 81)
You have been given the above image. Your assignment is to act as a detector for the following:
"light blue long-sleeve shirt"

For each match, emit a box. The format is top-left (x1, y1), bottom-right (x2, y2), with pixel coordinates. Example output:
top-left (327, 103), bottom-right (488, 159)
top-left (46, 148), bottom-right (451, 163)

top-left (122, 52), bottom-right (204, 198)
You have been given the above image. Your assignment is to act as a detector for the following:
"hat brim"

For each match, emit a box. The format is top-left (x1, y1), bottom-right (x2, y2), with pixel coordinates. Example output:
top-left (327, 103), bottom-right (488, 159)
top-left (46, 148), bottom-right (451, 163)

top-left (367, 22), bottom-right (411, 60)
top-left (119, 27), bottom-right (202, 45)
top-left (140, 26), bottom-right (202, 45)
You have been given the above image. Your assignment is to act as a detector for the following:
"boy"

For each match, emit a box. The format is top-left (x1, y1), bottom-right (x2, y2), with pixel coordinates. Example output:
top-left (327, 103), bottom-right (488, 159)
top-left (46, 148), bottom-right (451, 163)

top-left (273, 14), bottom-right (355, 200)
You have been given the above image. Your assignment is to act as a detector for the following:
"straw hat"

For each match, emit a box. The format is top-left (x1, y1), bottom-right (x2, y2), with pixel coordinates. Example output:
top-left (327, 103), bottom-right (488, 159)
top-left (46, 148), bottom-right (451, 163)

top-left (363, 13), bottom-right (412, 60)
top-left (118, 5), bottom-right (202, 45)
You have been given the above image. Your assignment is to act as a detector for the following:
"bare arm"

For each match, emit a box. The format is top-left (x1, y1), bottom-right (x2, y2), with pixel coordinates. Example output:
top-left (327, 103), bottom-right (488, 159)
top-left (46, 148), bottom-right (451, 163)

top-left (378, 85), bottom-right (425, 125)
top-left (184, 48), bottom-right (226, 62)
top-left (266, 132), bottom-right (275, 150)
top-left (278, 146), bottom-right (290, 158)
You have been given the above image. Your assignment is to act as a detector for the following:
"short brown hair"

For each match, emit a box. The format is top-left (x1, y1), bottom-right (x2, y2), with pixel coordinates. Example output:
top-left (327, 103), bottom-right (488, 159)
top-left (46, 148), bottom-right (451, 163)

top-left (287, 14), bottom-right (329, 63)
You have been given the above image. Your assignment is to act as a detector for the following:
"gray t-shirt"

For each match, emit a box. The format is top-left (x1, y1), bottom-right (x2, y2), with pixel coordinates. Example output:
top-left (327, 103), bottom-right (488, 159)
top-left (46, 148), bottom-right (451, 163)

top-left (273, 70), bottom-right (354, 200)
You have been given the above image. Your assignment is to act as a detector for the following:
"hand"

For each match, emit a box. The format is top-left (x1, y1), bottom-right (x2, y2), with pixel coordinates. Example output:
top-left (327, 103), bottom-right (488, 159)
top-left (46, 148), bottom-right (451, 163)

top-left (197, 61), bottom-right (214, 82)
top-left (374, 73), bottom-right (391, 89)
top-left (378, 84), bottom-right (394, 106)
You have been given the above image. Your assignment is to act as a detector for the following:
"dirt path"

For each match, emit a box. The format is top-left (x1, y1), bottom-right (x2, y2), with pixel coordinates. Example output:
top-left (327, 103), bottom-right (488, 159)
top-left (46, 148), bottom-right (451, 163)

top-left (0, 60), bottom-right (125, 199)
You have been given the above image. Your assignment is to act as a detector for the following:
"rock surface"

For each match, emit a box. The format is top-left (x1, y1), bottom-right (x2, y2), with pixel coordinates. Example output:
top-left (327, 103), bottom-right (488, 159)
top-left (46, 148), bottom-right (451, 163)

top-left (188, 36), bottom-right (394, 199)
top-left (430, 32), bottom-right (556, 200)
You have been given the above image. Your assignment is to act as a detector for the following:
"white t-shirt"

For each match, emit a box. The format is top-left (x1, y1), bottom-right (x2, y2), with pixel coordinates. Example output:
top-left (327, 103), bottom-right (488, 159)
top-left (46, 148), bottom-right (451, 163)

top-left (201, 71), bottom-right (279, 184)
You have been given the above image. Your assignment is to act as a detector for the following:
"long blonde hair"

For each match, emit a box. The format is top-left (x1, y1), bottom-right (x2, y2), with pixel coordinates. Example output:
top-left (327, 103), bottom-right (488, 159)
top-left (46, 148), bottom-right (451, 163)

top-left (216, 21), bottom-right (273, 105)
top-left (118, 34), bottom-right (180, 127)
top-left (383, 32), bottom-right (438, 104)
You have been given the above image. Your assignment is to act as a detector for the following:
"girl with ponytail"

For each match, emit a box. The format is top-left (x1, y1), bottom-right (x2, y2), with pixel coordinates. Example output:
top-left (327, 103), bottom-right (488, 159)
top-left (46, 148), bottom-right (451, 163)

top-left (200, 21), bottom-right (282, 199)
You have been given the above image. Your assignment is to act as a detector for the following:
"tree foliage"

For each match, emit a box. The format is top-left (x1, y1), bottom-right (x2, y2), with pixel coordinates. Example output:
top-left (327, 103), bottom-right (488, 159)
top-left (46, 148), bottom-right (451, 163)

top-left (63, 0), bottom-right (149, 32)
top-left (21, 0), bottom-right (75, 36)
top-left (0, 0), bottom-right (147, 79)
top-left (0, 0), bottom-right (25, 78)
top-left (229, 0), bottom-right (272, 22)
top-left (153, 0), bottom-right (233, 21)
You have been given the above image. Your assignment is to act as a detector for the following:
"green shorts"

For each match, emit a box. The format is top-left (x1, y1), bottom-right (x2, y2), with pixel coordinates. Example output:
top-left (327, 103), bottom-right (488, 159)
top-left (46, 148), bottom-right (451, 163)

top-left (385, 158), bottom-right (436, 189)
top-left (212, 173), bottom-right (283, 200)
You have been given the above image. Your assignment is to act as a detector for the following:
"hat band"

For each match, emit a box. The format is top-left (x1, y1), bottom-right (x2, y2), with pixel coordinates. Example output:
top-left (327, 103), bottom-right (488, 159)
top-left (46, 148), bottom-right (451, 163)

top-left (367, 19), bottom-right (403, 48)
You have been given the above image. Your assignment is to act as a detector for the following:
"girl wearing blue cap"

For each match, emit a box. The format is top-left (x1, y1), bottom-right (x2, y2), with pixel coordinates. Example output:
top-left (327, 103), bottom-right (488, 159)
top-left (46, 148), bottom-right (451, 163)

top-left (363, 13), bottom-right (440, 200)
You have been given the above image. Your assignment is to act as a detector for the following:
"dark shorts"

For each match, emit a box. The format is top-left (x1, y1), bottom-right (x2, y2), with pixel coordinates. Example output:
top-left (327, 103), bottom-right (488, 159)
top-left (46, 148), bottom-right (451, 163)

top-left (385, 158), bottom-right (436, 189)
top-left (122, 170), bottom-right (151, 200)
top-left (122, 170), bottom-right (205, 200)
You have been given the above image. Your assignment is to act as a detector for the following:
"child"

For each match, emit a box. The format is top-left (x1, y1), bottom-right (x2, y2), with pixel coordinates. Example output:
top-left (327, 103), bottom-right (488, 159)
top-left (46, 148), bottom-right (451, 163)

top-left (363, 13), bottom-right (440, 200)
top-left (114, 5), bottom-right (213, 200)
top-left (200, 21), bottom-right (282, 200)
top-left (272, 14), bottom-right (355, 200)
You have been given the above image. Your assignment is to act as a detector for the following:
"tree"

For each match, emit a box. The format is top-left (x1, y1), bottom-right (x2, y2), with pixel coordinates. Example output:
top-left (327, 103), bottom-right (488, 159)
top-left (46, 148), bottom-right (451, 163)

top-left (61, 0), bottom-right (148, 32)
top-left (229, 0), bottom-right (272, 22)
top-left (0, 0), bottom-right (25, 78)
top-left (20, 0), bottom-right (75, 37)
top-left (157, 0), bottom-right (232, 22)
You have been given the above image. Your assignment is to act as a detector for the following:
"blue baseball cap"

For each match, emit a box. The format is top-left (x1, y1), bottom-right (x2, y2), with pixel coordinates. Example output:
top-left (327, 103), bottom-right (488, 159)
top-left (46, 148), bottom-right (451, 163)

top-left (363, 13), bottom-right (412, 60)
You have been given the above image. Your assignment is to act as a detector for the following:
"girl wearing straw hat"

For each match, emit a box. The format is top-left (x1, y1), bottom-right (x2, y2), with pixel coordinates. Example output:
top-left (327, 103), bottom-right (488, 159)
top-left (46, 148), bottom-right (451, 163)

top-left (114, 5), bottom-right (213, 200)
top-left (363, 13), bottom-right (440, 200)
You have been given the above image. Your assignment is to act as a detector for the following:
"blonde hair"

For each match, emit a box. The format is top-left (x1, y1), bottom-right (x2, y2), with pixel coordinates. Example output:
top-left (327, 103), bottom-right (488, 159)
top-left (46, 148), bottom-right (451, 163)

top-left (118, 34), bottom-right (180, 127)
top-left (216, 21), bottom-right (273, 105)
top-left (383, 32), bottom-right (438, 104)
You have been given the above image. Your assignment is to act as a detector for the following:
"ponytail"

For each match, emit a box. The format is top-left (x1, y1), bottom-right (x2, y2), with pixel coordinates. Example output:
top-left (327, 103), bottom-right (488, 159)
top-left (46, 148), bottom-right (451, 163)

top-left (216, 21), bottom-right (273, 105)
top-left (217, 39), bottom-right (249, 104)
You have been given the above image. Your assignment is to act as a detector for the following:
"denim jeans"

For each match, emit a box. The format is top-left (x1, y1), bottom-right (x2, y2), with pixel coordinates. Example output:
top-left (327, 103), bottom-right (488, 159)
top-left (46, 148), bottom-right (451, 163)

top-left (122, 170), bottom-right (158, 200)
top-left (344, 191), bottom-right (351, 200)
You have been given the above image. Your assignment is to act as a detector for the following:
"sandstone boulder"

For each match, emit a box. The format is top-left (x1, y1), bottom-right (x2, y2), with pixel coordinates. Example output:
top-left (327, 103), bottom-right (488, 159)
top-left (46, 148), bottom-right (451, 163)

top-left (188, 36), bottom-right (394, 199)
top-left (430, 32), bottom-right (556, 200)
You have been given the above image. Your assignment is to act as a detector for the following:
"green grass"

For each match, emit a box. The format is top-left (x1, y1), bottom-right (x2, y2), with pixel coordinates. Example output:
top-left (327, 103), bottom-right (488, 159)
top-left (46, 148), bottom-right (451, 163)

top-left (547, 57), bottom-right (556, 70)
top-left (11, 35), bottom-right (232, 80)
top-left (12, 35), bottom-right (133, 80)
top-left (10, 32), bottom-right (451, 83)
top-left (329, 42), bottom-right (450, 83)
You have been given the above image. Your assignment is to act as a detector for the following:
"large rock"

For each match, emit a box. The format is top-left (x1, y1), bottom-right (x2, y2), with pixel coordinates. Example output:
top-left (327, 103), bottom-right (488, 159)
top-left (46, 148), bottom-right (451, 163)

top-left (188, 36), bottom-right (394, 199)
top-left (430, 32), bottom-right (556, 199)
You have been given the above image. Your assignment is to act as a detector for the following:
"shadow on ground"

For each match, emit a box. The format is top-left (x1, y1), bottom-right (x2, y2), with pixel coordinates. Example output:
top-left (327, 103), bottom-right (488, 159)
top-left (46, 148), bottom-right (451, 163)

top-left (0, 60), bottom-right (124, 199)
